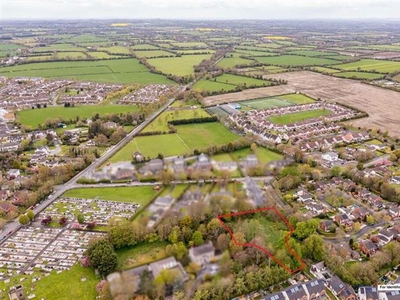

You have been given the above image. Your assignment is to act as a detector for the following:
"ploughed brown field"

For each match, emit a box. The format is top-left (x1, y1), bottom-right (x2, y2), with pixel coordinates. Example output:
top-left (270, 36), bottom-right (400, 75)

top-left (203, 71), bottom-right (400, 137)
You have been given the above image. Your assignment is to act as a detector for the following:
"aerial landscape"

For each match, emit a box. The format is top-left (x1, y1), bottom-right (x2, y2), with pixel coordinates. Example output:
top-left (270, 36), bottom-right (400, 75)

top-left (2, 1), bottom-right (400, 300)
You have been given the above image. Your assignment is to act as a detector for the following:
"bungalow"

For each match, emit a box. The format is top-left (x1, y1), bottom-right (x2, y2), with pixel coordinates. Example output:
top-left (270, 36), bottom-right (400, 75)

top-left (387, 206), bottom-right (400, 219)
top-left (360, 240), bottom-right (379, 256)
top-left (335, 214), bottom-right (353, 227)
top-left (102, 121), bottom-right (118, 130)
top-left (149, 257), bottom-right (189, 282)
top-left (320, 220), bottom-right (334, 233)
top-left (0, 201), bottom-right (16, 214)
top-left (352, 207), bottom-right (370, 220)
top-left (189, 241), bottom-right (215, 266)
top-left (305, 203), bottom-right (327, 216)
top-left (378, 228), bottom-right (396, 246)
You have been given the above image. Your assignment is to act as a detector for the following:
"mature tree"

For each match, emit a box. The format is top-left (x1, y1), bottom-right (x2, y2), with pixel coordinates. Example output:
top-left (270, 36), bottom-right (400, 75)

top-left (76, 213), bottom-right (85, 224)
top-left (19, 214), bottom-right (30, 225)
top-left (26, 209), bottom-right (35, 221)
top-left (87, 239), bottom-right (118, 276)
top-left (366, 215), bottom-right (375, 225)
top-left (108, 219), bottom-right (136, 249)
top-left (303, 234), bottom-right (325, 261)
top-left (165, 242), bottom-right (187, 260)
top-left (192, 231), bottom-right (204, 246)
top-left (293, 219), bottom-right (319, 240)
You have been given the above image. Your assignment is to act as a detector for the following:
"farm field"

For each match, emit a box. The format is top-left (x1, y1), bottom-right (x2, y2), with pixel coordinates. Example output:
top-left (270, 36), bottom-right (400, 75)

top-left (177, 50), bottom-right (215, 54)
top-left (98, 46), bottom-right (131, 54)
top-left (334, 59), bottom-right (400, 73)
top-left (26, 55), bottom-right (53, 61)
top-left (131, 44), bottom-right (160, 50)
top-left (269, 109), bottom-right (331, 125)
top-left (134, 50), bottom-right (175, 58)
top-left (287, 50), bottom-right (340, 57)
top-left (17, 104), bottom-right (139, 128)
top-left (33, 43), bottom-right (87, 52)
top-left (63, 186), bottom-right (157, 205)
top-left (269, 71), bottom-right (400, 136)
top-left (0, 58), bottom-right (173, 84)
top-left (143, 107), bottom-right (211, 132)
top-left (277, 93), bottom-right (316, 104)
top-left (147, 54), bottom-right (212, 76)
top-left (55, 51), bottom-right (87, 59)
top-left (87, 51), bottom-right (122, 59)
top-left (171, 42), bottom-right (208, 48)
top-left (256, 55), bottom-right (340, 67)
top-left (312, 66), bottom-right (341, 74)
top-left (217, 55), bottom-right (255, 68)
top-left (234, 49), bottom-right (278, 57)
top-left (334, 72), bottom-right (385, 80)
top-left (192, 80), bottom-right (237, 93)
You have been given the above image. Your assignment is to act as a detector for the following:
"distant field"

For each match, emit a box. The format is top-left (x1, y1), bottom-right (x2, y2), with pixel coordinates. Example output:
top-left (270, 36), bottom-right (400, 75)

top-left (132, 44), bottom-right (160, 50)
top-left (0, 58), bottom-right (173, 84)
top-left (33, 43), bottom-right (86, 53)
top-left (312, 66), bottom-right (341, 74)
top-left (276, 93), bottom-right (316, 104)
top-left (18, 104), bottom-right (138, 128)
top-left (269, 109), bottom-right (332, 125)
top-left (26, 55), bottom-right (53, 61)
top-left (335, 59), bottom-right (400, 73)
top-left (147, 54), bottom-right (212, 76)
top-left (235, 49), bottom-right (278, 57)
top-left (171, 42), bottom-right (208, 48)
top-left (134, 50), bottom-right (175, 58)
top-left (256, 55), bottom-right (339, 67)
top-left (63, 186), bottom-right (157, 205)
top-left (0, 44), bottom-right (23, 57)
top-left (55, 51), bottom-right (87, 59)
top-left (334, 72), bottom-right (385, 80)
top-left (217, 55), bottom-right (254, 68)
top-left (287, 50), bottom-right (340, 57)
top-left (87, 51), bottom-right (122, 59)
top-left (192, 80), bottom-right (236, 93)
top-left (68, 34), bottom-right (110, 43)
top-left (99, 46), bottom-right (131, 54)
top-left (177, 50), bottom-right (215, 55)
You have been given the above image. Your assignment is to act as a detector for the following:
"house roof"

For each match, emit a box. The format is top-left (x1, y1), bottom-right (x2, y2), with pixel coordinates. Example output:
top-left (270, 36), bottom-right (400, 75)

top-left (285, 284), bottom-right (307, 299)
top-left (190, 241), bottom-right (214, 257)
top-left (263, 291), bottom-right (286, 300)
top-left (304, 279), bottom-right (326, 296)
top-left (329, 276), bottom-right (346, 294)
top-left (362, 240), bottom-right (378, 251)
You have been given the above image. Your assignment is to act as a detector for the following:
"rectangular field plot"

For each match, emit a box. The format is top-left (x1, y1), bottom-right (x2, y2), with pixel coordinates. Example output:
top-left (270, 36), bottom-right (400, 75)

top-left (269, 109), bottom-right (332, 125)
top-left (333, 71), bottom-right (385, 80)
top-left (256, 55), bottom-right (340, 67)
top-left (335, 59), bottom-right (400, 73)
top-left (134, 50), bottom-right (175, 58)
top-left (147, 54), bottom-right (212, 76)
top-left (276, 93), bottom-right (316, 104)
top-left (239, 97), bottom-right (291, 110)
top-left (192, 79), bottom-right (237, 93)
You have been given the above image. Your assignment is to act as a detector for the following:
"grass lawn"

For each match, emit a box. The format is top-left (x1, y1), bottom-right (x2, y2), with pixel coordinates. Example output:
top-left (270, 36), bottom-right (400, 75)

top-left (31, 264), bottom-right (97, 300)
top-left (143, 108), bottom-right (211, 132)
top-left (215, 73), bottom-right (271, 86)
top-left (17, 105), bottom-right (139, 128)
top-left (334, 71), bottom-right (385, 80)
top-left (255, 147), bottom-right (283, 163)
top-left (334, 59), bottom-right (400, 73)
top-left (134, 50), bottom-right (175, 58)
top-left (147, 54), bottom-right (212, 76)
top-left (277, 93), bottom-right (316, 104)
top-left (175, 122), bottom-right (239, 149)
top-left (256, 55), bottom-right (339, 67)
top-left (63, 186), bottom-right (158, 205)
top-left (0, 58), bottom-right (173, 85)
top-left (312, 66), bottom-right (341, 74)
top-left (110, 134), bottom-right (189, 161)
top-left (217, 55), bottom-right (254, 68)
top-left (269, 109), bottom-right (332, 125)
top-left (230, 148), bottom-right (253, 161)
top-left (160, 184), bottom-right (188, 198)
top-left (116, 241), bottom-right (168, 270)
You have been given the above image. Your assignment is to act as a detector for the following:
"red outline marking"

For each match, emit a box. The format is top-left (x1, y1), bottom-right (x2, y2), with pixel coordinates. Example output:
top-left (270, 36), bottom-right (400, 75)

top-left (217, 207), bottom-right (306, 274)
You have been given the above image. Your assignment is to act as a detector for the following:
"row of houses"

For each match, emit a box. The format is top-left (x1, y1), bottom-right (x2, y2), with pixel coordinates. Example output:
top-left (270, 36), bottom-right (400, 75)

top-left (119, 84), bottom-right (174, 104)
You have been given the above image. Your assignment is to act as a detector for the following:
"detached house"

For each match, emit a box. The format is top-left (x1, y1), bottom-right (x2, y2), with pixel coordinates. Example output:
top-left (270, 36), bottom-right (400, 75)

top-left (328, 276), bottom-right (357, 300)
top-left (360, 240), bottom-right (379, 256)
top-left (189, 241), bottom-right (215, 266)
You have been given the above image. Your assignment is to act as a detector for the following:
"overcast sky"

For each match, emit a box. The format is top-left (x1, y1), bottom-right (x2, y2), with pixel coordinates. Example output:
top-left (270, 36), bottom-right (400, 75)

top-left (1, 0), bottom-right (400, 20)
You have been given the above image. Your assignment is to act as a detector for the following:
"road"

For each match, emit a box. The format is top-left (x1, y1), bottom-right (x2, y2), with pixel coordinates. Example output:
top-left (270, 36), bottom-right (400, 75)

top-left (0, 90), bottom-right (183, 241)
top-left (323, 221), bottom-right (385, 243)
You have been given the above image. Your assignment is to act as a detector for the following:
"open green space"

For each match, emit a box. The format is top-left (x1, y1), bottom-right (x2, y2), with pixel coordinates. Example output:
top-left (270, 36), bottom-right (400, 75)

top-left (287, 50), bottom-right (340, 57)
top-left (175, 122), bottom-right (239, 149)
top-left (277, 93), bottom-right (316, 104)
top-left (110, 134), bottom-right (189, 161)
top-left (217, 55), bottom-right (255, 68)
top-left (333, 71), bottom-right (385, 80)
top-left (87, 51), bottom-right (122, 59)
top-left (0, 58), bottom-right (173, 84)
top-left (335, 59), bottom-right (400, 73)
top-left (239, 97), bottom-right (291, 110)
top-left (143, 107), bottom-right (210, 132)
top-left (68, 34), bottom-right (110, 43)
top-left (98, 46), bottom-right (131, 55)
top-left (63, 186), bottom-right (158, 205)
top-left (269, 109), bottom-right (332, 125)
top-left (33, 43), bottom-right (87, 53)
top-left (192, 79), bottom-right (236, 93)
top-left (215, 74), bottom-right (270, 86)
top-left (235, 49), bottom-right (278, 57)
top-left (171, 42), bottom-right (208, 48)
top-left (147, 54), bottom-right (212, 76)
top-left (55, 51), bottom-right (87, 60)
top-left (17, 104), bottom-right (139, 128)
top-left (116, 241), bottom-right (168, 270)
top-left (132, 44), bottom-right (160, 50)
top-left (256, 55), bottom-right (340, 67)
top-left (255, 147), bottom-right (283, 163)
top-left (134, 50), bottom-right (175, 58)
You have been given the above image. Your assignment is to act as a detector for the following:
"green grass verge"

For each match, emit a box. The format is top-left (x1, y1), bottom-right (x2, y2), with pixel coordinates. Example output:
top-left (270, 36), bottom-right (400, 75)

top-left (276, 94), bottom-right (316, 104)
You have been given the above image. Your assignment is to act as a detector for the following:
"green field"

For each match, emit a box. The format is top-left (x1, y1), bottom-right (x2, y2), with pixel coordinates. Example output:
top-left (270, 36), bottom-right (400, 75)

top-left (63, 186), bottom-right (157, 205)
top-left (277, 93), bottom-right (316, 104)
top-left (0, 58), bottom-right (173, 84)
top-left (192, 79), bottom-right (237, 93)
top-left (56, 51), bottom-right (87, 59)
top-left (171, 42), bottom-right (208, 48)
top-left (256, 55), bottom-right (340, 67)
top-left (334, 71), bottom-right (385, 80)
top-left (335, 59), bottom-right (400, 73)
top-left (134, 50), bottom-right (175, 58)
top-left (143, 108), bottom-right (211, 132)
top-left (111, 122), bottom-right (238, 160)
top-left (0, 43), bottom-right (23, 57)
top-left (33, 43), bottom-right (87, 53)
top-left (132, 44), bottom-right (160, 50)
top-left (235, 49), bottom-right (278, 57)
top-left (26, 55), bottom-right (53, 61)
top-left (239, 97), bottom-right (291, 110)
top-left (217, 55), bottom-right (255, 68)
top-left (147, 54), bottom-right (212, 76)
top-left (99, 46), bottom-right (131, 54)
top-left (287, 50), bottom-right (340, 57)
top-left (87, 51), bottom-right (122, 59)
top-left (269, 109), bottom-right (332, 125)
top-left (312, 66), bottom-right (341, 74)
top-left (18, 104), bottom-right (138, 128)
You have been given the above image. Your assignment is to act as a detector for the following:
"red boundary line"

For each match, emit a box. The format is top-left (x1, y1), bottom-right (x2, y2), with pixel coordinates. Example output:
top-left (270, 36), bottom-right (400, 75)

top-left (217, 207), bottom-right (306, 274)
